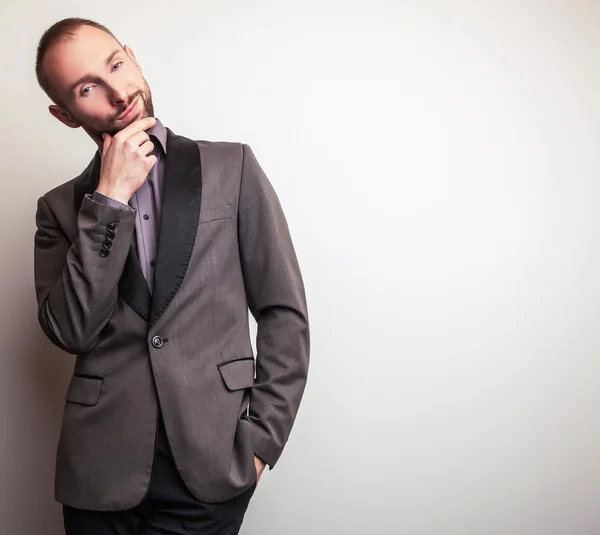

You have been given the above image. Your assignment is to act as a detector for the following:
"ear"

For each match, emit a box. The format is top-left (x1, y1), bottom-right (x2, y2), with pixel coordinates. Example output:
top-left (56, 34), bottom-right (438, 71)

top-left (124, 44), bottom-right (142, 73)
top-left (49, 104), bottom-right (81, 129)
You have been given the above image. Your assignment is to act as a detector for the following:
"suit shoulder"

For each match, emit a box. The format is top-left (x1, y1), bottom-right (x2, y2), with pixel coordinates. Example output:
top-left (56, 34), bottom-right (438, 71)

top-left (39, 153), bottom-right (97, 211)
top-left (195, 139), bottom-right (244, 149)
top-left (194, 140), bottom-right (251, 181)
top-left (41, 176), bottom-right (78, 203)
top-left (37, 177), bottom-right (78, 222)
top-left (195, 139), bottom-right (245, 161)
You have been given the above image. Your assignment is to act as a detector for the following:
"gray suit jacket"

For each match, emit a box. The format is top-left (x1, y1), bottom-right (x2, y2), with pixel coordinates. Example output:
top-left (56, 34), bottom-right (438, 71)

top-left (33, 128), bottom-right (310, 510)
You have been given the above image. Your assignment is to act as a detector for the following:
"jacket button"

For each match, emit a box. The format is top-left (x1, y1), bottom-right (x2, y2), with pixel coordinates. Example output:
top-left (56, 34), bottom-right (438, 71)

top-left (106, 230), bottom-right (116, 240)
top-left (103, 239), bottom-right (113, 249)
top-left (151, 336), bottom-right (164, 348)
top-left (100, 248), bottom-right (110, 257)
top-left (107, 221), bottom-right (117, 232)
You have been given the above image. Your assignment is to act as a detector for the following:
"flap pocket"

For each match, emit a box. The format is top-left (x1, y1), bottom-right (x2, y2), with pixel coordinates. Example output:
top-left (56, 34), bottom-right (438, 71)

top-left (217, 358), bottom-right (255, 391)
top-left (66, 375), bottom-right (103, 406)
top-left (199, 203), bottom-right (233, 224)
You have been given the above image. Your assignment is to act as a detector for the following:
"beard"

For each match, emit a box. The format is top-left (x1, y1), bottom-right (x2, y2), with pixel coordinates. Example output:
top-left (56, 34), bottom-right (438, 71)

top-left (73, 83), bottom-right (155, 141)
top-left (105, 86), bottom-right (155, 136)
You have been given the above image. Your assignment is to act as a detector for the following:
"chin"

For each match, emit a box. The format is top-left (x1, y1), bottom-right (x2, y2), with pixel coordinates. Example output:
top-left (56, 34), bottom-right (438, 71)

top-left (109, 113), bottom-right (141, 135)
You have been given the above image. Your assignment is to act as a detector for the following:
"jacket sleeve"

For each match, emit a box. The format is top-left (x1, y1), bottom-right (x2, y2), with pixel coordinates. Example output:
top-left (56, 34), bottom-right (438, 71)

top-left (237, 144), bottom-right (310, 469)
top-left (34, 193), bottom-right (136, 354)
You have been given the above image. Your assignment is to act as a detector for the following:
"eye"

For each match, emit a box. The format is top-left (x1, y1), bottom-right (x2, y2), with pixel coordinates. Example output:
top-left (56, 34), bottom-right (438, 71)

top-left (82, 86), bottom-right (93, 95)
top-left (112, 61), bottom-right (123, 71)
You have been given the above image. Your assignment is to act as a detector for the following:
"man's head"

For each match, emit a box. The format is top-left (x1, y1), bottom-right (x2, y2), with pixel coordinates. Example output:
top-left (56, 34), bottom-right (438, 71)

top-left (36, 18), bottom-right (154, 146)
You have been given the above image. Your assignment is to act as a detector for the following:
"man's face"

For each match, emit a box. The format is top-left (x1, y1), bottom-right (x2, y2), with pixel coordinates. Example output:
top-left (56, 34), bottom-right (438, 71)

top-left (44, 25), bottom-right (154, 144)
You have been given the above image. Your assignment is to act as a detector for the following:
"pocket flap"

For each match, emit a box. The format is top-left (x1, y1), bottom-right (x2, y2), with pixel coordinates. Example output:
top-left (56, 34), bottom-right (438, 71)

top-left (217, 358), bottom-right (255, 391)
top-left (199, 203), bottom-right (233, 224)
top-left (66, 375), bottom-right (103, 406)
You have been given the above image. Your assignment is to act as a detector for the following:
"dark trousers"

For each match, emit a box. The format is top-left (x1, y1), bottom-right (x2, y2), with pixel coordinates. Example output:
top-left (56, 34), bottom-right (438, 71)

top-left (63, 414), bottom-right (256, 535)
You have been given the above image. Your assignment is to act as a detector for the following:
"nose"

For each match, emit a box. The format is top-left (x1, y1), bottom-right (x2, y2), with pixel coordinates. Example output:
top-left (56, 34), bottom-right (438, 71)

top-left (107, 83), bottom-right (129, 107)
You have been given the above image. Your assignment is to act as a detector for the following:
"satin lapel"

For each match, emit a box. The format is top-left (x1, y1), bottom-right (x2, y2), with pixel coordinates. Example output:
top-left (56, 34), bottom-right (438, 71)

top-left (150, 128), bottom-right (202, 326)
top-left (73, 150), bottom-right (151, 322)
top-left (119, 244), bottom-right (151, 322)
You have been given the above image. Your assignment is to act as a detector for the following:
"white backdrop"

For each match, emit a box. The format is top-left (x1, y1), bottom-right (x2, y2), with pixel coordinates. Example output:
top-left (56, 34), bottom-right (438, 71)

top-left (1, 1), bottom-right (600, 534)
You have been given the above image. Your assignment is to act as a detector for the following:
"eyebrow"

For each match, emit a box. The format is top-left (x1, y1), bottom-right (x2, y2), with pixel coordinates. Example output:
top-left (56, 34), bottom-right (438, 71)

top-left (69, 49), bottom-right (123, 94)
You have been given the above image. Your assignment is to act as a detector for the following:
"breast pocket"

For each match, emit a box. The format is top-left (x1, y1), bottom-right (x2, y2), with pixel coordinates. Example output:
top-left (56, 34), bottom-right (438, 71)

top-left (199, 202), bottom-right (234, 224)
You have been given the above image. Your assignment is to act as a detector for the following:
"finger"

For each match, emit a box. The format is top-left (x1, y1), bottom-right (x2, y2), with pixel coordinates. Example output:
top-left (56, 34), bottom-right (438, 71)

top-left (139, 139), bottom-right (155, 156)
top-left (101, 133), bottom-right (112, 157)
top-left (125, 130), bottom-right (151, 149)
top-left (145, 154), bottom-right (158, 170)
top-left (118, 116), bottom-right (157, 139)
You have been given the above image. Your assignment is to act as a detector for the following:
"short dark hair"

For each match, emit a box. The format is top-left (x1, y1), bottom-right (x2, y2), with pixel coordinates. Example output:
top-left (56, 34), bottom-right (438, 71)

top-left (35, 17), bottom-right (122, 106)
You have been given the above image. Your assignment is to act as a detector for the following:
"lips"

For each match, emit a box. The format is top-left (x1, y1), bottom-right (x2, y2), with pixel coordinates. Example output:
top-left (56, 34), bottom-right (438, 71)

top-left (117, 97), bottom-right (139, 120)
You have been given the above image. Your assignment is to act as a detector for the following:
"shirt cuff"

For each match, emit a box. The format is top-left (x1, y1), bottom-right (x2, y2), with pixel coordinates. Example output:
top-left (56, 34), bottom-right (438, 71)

top-left (89, 192), bottom-right (134, 212)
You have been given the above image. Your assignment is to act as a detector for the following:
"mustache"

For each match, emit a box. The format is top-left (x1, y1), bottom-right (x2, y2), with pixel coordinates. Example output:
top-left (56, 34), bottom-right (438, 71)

top-left (112, 91), bottom-right (145, 121)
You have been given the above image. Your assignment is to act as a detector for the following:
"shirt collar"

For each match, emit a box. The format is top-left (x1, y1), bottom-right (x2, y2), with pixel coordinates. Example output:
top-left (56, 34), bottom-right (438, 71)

top-left (149, 117), bottom-right (168, 154)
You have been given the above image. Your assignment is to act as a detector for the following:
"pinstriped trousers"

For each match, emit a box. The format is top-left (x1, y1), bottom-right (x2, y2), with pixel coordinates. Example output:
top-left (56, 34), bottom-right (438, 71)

top-left (62, 413), bottom-right (256, 534)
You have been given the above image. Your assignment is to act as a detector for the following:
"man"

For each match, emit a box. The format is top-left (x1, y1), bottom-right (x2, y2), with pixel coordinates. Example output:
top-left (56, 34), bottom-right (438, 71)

top-left (33, 17), bottom-right (309, 535)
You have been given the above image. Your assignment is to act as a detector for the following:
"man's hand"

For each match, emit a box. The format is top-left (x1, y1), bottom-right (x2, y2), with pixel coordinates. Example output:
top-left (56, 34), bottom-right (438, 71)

top-left (254, 455), bottom-right (266, 484)
top-left (96, 117), bottom-right (158, 204)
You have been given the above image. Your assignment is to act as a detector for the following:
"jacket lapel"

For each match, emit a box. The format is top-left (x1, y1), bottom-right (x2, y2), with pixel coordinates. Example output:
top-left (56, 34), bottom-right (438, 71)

top-left (74, 150), bottom-right (152, 322)
top-left (150, 128), bottom-right (203, 326)
top-left (118, 245), bottom-right (151, 322)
